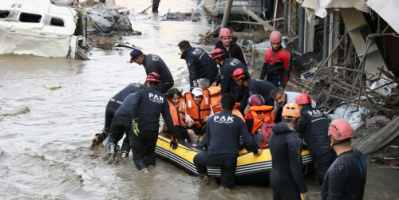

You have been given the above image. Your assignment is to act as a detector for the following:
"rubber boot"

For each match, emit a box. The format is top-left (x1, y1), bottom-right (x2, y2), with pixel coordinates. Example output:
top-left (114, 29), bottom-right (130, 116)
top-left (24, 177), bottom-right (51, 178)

top-left (91, 132), bottom-right (107, 149)
top-left (106, 143), bottom-right (117, 158)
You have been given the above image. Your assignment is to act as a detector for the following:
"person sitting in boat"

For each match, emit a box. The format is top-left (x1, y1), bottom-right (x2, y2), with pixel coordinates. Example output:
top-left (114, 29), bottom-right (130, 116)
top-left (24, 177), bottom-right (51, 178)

top-left (164, 88), bottom-right (197, 144)
top-left (270, 87), bottom-right (317, 123)
top-left (129, 49), bottom-right (174, 94)
top-left (184, 87), bottom-right (212, 144)
top-left (194, 93), bottom-right (262, 189)
top-left (244, 94), bottom-right (274, 135)
top-left (91, 82), bottom-right (143, 152)
top-left (130, 72), bottom-right (178, 173)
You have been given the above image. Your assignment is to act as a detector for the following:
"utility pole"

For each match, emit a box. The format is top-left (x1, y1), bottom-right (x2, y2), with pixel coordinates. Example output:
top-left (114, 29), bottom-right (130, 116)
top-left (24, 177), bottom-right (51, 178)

top-left (221, 0), bottom-right (233, 28)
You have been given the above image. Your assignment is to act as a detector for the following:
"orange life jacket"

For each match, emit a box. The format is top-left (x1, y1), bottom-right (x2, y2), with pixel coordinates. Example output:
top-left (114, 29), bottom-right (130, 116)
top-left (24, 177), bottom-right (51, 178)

top-left (208, 86), bottom-right (222, 114)
top-left (232, 108), bottom-right (245, 122)
top-left (246, 105), bottom-right (274, 134)
top-left (185, 90), bottom-right (211, 128)
top-left (166, 98), bottom-right (187, 127)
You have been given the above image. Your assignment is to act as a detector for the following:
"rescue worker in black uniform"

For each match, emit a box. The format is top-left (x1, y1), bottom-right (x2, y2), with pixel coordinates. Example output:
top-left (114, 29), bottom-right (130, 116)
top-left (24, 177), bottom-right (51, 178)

top-left (215, 28), bottom-right (247, 67)
top-left (129, 49), bottom-right (174, 94)
top-left (269, 103), bottom-right (307, 200)
top-left (178, 40), bottom-right (219, 89)
top-left (91, 83), bottom-right (142, 150)
top-left (194, 93), bottom-right (262, 189)
top-left (211, 49), bottom-right (247, 102)
top-left (232, 68), bottom-right (276, 113)
top-left (295, 93), bottom-right (336, 185)
top-left (106, 93), bottom-right (139, 158)
top-left (322, 119), bottom-right (367, 200)
top-left (130, 72), bottom-right (178, 172)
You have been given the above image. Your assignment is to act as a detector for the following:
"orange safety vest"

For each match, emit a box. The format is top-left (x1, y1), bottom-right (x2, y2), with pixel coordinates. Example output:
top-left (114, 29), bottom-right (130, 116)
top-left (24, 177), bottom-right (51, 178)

top-left (208, 86), bottom-right (222, 114)
top-left (166, 98), bottom-right (187, 127)
top-left (185, 90), bottom-right (211, 128)
top-left (246, 105), bottom-right (274, 134)
top-left (232, 108), bottom-right (245, 122)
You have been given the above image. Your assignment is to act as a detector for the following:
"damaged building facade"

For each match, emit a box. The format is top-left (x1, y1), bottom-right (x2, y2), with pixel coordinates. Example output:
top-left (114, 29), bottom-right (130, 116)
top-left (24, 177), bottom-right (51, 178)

top-left (280, 0), bottom-right (399, 154)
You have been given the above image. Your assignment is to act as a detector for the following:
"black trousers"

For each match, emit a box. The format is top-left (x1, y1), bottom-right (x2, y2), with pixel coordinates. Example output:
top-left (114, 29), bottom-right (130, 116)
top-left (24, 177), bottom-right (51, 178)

top-left (315, 149), bottom-right (337, 185)
top-left (193, 153), bottom-right (237, 189)
top-left (152, 0), bottom-right (160, 12)
top-left (130, 130), bottom-right (158, 170)
top-left (104, 101), bottom-right (119, 133)
top-left (107, 114), bottom-right (132, 152)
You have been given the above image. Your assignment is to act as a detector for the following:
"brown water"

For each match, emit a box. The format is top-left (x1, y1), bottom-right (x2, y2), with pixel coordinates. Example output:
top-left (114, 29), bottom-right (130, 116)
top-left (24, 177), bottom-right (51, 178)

top-left (0, 0), bottom-right (398, 199)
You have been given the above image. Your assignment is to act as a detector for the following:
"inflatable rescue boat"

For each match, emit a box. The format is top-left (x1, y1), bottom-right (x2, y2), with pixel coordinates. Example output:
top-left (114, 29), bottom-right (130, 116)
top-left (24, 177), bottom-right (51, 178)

top-left (155, 134), bottom-right (313, 185)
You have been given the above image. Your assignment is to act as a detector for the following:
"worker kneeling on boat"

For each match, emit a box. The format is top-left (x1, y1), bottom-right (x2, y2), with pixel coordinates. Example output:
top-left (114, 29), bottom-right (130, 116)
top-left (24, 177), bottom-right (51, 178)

top-left (194, 93), bottom-right (262, 189)
top-left (130, 72), bottom-right (179, 173)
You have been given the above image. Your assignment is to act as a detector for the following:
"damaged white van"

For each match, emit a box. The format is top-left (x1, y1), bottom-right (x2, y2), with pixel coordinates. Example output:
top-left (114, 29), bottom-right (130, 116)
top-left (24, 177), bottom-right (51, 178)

top-left (0, 0), bottom-right (86, 59)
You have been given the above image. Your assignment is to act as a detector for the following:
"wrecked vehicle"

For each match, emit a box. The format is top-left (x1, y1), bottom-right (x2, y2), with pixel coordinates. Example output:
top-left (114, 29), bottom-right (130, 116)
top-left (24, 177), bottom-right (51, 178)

top-left (0, 0), bottom-right (86, 59)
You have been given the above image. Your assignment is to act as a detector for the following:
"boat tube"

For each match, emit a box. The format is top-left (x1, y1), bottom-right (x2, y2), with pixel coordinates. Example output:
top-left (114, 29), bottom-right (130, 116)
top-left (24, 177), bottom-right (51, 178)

top-left (155, 134), bottom-right (313, 185)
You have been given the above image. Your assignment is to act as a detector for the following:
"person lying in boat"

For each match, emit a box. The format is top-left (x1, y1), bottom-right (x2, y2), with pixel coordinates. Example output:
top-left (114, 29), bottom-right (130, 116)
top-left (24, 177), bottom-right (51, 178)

top-left (194, 93), bottom-right (262, 189)
top-left (91, 82), bottom-right (143, 150)
top-left (184, 87), bottom-right (213, 144)
top-left (163, 88), bottom-right (197, 144)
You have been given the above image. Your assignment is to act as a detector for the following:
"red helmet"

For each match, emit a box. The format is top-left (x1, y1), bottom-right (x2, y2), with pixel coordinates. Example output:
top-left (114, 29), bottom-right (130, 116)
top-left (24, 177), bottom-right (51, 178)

top-left (146, 72), bottom-right (161, 83)
top-left (248, 94), bottom-right (265, 106)
top-left (328, 119), bottom-right (354, 140)
top-left (295, 93), bottom-right (312, 105)
top-left (219, 28), bottom-right (231, 38)
top-left (270, 31), bottom-right (282, 43)
top-left (211, 48), bottom-right (226, 60)
top-left (232, 68), bottom-right (246, 81)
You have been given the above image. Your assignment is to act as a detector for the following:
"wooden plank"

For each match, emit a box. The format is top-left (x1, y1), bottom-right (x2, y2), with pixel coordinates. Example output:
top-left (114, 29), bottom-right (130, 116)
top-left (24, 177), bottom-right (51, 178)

top-left (354, 116), bottom-right (399, 154)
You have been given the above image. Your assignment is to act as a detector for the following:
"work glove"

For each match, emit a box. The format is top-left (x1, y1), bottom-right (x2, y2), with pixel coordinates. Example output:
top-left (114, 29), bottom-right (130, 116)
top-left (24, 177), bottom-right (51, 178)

top-left (132, 119), bottom-right (140, 136)
top-left (169, 136), bottom-right (178, 149)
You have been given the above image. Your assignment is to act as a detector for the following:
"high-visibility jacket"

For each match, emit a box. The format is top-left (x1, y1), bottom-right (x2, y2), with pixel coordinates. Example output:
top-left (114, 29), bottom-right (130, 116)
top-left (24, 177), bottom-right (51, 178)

top-left (166, 98), bottom-right (187, 127)
top-left (208, 86), bottom-right (222, 113)
top-left (185, 90), bottom-right (211, 128)
top-left (245, 105), bottom-right (274, 134)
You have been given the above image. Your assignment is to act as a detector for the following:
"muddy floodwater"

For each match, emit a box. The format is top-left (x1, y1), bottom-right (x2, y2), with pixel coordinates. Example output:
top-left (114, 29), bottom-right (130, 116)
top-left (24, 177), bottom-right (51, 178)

top-left (1, 0), bottom-right (399, 199)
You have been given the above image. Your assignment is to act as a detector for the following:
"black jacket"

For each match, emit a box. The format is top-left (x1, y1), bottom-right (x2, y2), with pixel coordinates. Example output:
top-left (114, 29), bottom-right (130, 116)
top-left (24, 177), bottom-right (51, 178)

top-left (131, 87), bottom-right (177, 136)
top-left (215, 40), bottom-right (246, 67)
top-left (239, 78), bottom-right (276, 111)
top-left (296, 104), bottom-right (331, 157)
top-left (269, 122), bottom-right (308, 194)
top-left (143, 54), bottom-right (174, 84)
top-left (180, 47), bottom-right (218, 88)
top-left (216, 58), bottom-right (247, 95)
top-left (321, 149), bottom-right (367, 200)
top-left (197, 110), bottom-right (258, 158)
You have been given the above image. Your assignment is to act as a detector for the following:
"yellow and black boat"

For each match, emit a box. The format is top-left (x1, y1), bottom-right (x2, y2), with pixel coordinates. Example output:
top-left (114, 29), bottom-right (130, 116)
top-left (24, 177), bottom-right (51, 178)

top-left (155, 134), bottom-right (313, 185)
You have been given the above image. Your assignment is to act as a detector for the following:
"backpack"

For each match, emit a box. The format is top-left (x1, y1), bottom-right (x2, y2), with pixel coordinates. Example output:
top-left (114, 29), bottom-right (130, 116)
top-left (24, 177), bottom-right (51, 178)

top-left (253, 121), bottom-right (276, 149)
